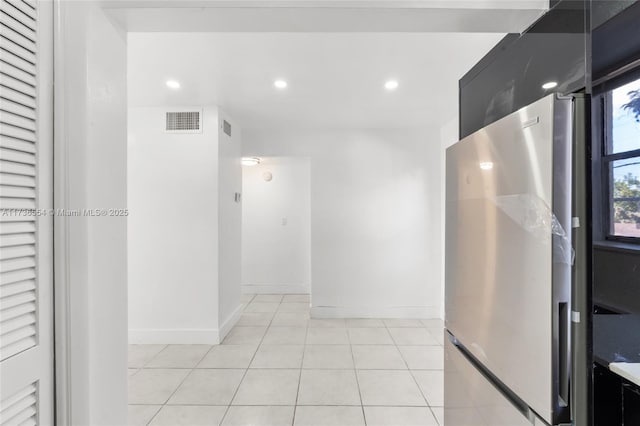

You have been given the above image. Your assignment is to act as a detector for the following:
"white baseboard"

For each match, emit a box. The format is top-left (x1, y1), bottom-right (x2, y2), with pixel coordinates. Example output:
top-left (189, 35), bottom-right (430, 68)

top-left (242, 284), bottom-right (309, 294)
top-left (128, 328), bottom-right (219, 345)
top-left (218, 304), bottom-right (243, 342)
top-left (310, 305), bottom-right (440, 319)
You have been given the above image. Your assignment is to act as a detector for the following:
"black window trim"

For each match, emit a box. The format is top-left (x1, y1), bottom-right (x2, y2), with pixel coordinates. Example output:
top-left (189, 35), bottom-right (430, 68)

top-left (593, 64), bottom-right (640, 245)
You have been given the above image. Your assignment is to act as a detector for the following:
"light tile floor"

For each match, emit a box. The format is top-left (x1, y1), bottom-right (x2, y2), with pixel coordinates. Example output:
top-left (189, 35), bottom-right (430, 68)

top-left (128, 294), bottom-right (444, 426)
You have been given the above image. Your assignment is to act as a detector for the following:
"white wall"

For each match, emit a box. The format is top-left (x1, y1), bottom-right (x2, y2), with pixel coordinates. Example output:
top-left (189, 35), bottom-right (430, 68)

top-left (242, 157), bottom-right (311, 294)
top-left (439, 116), bottom-right (459, 320)
top-left (244, 128), bottom-right (441, 318)
top-left (55, 2), bottom-right (128, 424)
top-left (128, 106), bottom-right (221, 343)
top-left (128, 107), bottom-right (243, 343)
top-left (217, 112), bottom-right (244, 334)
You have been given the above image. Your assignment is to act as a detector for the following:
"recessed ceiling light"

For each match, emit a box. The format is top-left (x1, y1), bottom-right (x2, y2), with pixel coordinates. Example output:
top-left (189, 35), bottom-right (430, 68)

top-left (274, 80), bottom-right (288, 89)
top-left (542, 81), bottom-right (558, 90)
top-left (242, 157), bottom-right (261, 166)
top-left (479, 162), bottom-right (494, 170)
top-left (166, 80), bottom-right (180, 89)
top-left (384, 80), bottom-right (399, 91)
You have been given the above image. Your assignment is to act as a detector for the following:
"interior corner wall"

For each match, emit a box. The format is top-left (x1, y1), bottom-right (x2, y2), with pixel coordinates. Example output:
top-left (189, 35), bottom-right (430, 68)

top-left (86, 12), bottom-right (129, 424)
top-left (127, 106), bottom-right (220, 344)
top-left (217, 110), bottom-right (243, 336)
top-left (243, 128), bottom-right (442, 318)
top-left (241, 157), bottom-right (312, 295)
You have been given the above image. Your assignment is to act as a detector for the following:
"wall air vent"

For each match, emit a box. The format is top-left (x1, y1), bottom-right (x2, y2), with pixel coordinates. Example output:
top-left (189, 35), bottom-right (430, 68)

top-left (165, 110), bottom-right (202, 134)
top-left (223, 120), bottom-right (232, 137)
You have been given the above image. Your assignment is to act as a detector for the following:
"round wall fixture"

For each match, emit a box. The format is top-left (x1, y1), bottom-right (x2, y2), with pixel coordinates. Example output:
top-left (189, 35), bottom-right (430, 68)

top-left (263, 171), bottom-right (273, 182)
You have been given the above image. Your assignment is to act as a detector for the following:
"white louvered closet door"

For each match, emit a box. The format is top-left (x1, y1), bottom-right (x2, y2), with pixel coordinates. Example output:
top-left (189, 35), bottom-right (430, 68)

top-left (0, 0), bottom-right (53, 425)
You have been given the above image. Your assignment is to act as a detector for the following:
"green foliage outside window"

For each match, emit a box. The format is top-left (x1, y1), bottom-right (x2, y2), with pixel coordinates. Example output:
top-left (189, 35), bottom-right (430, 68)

top-left (614, 171), bottom-right (640, 224)
top-left (623, 89), bottom-right (640, 122)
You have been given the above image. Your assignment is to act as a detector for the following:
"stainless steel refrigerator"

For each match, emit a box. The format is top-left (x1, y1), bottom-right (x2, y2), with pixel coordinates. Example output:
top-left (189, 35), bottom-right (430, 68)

top-left (444, 93), bottom-right (588, 426)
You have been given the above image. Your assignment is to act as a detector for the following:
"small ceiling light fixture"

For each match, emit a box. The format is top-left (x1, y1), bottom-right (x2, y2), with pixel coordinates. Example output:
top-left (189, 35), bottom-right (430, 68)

top-left (166, 80), bottom-right (181, 89)
top-left (274, 80), bottom-right (288, 89)
top-left (542, 81), bottom-right (558, 90)
top-left (479, 162), bottom-right (494, 170)
top-left (384, 80), bottom-right (399, 91)
top-left (242, 157), bottom-right (261, 166)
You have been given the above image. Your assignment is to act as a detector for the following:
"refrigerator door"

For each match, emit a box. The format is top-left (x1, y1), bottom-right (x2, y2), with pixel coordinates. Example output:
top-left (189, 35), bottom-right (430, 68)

top-left (445, 335), bottom-right (535, 426)
top-left (445, 94), bottom-right (573, 424)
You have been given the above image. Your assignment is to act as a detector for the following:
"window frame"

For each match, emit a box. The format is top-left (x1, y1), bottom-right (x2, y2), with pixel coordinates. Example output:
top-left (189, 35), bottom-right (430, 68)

top-left (594, 66), bottom-right (640, 244)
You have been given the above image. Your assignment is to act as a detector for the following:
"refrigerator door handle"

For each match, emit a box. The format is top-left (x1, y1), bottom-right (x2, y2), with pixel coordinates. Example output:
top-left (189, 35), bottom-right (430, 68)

top-left (448, 334), bottom-right (531, 415)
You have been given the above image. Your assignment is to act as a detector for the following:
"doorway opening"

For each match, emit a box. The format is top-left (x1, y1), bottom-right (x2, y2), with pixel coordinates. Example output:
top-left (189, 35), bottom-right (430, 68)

top-left (51, 1), bottom-right (551, 423)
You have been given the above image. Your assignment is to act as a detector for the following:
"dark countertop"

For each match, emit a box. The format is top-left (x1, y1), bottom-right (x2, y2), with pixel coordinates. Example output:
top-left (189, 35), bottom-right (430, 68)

top-left (593, 314), bottom-right (640, 366)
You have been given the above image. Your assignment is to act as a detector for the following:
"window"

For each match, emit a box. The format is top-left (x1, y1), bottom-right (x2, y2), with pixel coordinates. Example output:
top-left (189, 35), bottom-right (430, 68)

top-left (603, 76), bottom-right (640, 240)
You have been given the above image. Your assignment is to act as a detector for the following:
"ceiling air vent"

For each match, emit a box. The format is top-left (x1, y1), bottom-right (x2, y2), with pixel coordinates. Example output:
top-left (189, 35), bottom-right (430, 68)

top-left (165, 110), bottom-right (202, 134)
top-left (223, 120), bottom-right (232, 137)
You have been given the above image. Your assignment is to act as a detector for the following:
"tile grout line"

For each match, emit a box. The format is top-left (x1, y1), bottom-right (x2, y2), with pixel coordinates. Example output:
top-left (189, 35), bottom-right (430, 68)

top-left (291, 309), bottom-right (310, 426)
top-left (139, 343), bottom-right (209, 425)
top-left (194, 340), bottom-right (221, 369)
top-left (347, 324), bottom-right (367, 426)
top-left (141, 405), bottom-right (162, 426)
top-left (217, 296), bottom-right (274, 426)
top-left (425, 323), bottom-right (444, 426)
top-left (422, 323), bottom-right (444, 426)
top-left (148, 340), bottom-right (240, 424)
top-left (143, 366), bottom-right (193, 425)
top-left (128, 345), bottom-right (166, 425)
top-left (391, 323), bottom-right (443, 426)
top-left (140, 344), bottom-right (168, 369)
top-left (389, 322), bottom-right (443, 425)
top-left (421, 321), bottom-right (445, 426)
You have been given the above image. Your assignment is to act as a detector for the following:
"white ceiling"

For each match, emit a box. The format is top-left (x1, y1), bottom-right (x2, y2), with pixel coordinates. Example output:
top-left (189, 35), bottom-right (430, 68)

top-left (107, 1), bottom-right (547, 33)
top-left (128, 33), bottom-right (505, 129)
top-left (109, 1), bottom-right (548, 7)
